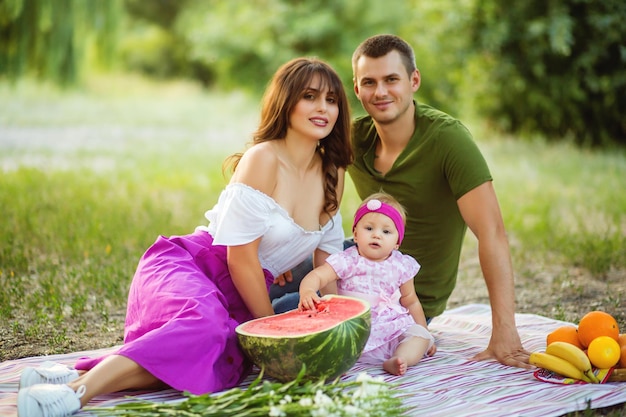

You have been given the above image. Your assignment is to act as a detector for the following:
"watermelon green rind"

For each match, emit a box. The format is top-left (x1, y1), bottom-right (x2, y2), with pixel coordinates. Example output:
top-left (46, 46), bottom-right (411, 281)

top-left (236, 295), bottom-right (371, 382)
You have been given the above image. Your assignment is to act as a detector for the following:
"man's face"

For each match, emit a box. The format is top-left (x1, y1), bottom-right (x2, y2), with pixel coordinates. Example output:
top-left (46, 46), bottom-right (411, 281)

top-left (353, 50), bottom-right (420, 125)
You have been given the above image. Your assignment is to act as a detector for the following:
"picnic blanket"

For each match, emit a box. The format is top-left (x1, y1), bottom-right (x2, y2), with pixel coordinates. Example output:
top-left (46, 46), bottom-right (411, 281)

top-left (1, 304), bottom-right (625, 416)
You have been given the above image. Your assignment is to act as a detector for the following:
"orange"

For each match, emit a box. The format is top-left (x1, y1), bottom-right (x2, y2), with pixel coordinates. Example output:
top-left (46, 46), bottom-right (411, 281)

top-left (546, 325), bottom-right (584, 349)
top-left (577, 311), bottom-right (619, 348)
top-left (587, 336), bottom-right (621, 368)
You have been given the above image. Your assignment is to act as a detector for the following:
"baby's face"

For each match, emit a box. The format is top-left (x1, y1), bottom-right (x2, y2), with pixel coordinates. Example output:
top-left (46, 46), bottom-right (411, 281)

top-left (353, 212), bottom-right (399, 262)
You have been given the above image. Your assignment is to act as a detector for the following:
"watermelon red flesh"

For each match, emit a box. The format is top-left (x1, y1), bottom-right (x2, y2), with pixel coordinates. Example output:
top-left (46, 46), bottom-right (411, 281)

top-left (236, 295), bottom-right (371, 382)
top-left (240, 296), bottom-right (368, 336)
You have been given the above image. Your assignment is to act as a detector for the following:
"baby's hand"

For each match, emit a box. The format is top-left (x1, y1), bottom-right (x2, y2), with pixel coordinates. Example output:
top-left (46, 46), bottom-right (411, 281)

top-left (298, 290), bottom-right (321, 311)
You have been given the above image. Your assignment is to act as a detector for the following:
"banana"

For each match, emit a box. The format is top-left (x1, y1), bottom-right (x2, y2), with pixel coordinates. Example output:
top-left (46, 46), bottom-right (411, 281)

top-left (546, 341), bottom-right (600, 383)
top-left (529, 352), bottom-right (593, 383)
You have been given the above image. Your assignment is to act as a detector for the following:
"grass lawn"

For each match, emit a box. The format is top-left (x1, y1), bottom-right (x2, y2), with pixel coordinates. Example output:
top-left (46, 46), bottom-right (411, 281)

top-left (1, 74), bottom-right (625, 416)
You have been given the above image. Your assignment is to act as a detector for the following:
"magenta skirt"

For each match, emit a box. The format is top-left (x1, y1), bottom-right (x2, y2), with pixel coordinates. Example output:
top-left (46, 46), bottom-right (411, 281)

top-left (75, 231), bottom-right (274, 394)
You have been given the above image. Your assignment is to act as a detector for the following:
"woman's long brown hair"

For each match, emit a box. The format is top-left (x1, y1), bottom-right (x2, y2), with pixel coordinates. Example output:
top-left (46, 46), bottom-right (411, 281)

top-left (225, 57), bottom-right (353, 215)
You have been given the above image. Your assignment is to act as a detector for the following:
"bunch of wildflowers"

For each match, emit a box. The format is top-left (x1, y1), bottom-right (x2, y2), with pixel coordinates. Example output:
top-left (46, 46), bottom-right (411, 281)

top-left (90, 367), bottom-right (406, 416)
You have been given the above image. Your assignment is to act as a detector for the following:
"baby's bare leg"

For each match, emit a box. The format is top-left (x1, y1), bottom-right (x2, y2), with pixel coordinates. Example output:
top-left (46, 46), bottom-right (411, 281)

top-left (383, 336), bottom-right (431, 376)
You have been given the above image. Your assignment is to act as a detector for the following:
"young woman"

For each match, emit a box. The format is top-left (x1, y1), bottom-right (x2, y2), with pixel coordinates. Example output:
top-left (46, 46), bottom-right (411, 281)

top-left (17, 57), bottom-right (353, 417)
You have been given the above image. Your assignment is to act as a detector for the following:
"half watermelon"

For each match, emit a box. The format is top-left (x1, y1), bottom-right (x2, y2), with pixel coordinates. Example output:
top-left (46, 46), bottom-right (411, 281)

top-left (236, 294), bottom-right (371, 382)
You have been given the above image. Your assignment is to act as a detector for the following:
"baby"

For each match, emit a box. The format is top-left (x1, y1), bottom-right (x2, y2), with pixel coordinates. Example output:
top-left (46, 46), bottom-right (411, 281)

top-left (299, 192), bottom-right (436, 375)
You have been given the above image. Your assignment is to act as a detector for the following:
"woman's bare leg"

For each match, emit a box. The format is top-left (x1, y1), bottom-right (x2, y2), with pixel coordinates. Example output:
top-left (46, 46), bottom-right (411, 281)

top-left (67, 355), bottom-right (166, 407)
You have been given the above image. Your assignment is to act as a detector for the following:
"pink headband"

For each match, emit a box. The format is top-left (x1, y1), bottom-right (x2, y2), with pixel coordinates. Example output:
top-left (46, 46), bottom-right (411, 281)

top-left (353, 199), bottom-right (405, 245)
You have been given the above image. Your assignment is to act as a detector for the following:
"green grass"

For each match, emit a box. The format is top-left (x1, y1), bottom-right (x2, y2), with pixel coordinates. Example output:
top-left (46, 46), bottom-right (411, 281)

top-left (1, 75), bottom-right (258, 342)
top-left (475, 129), bottom-right (626, 277)
top-left (1, 75), bottom-right (625, 416)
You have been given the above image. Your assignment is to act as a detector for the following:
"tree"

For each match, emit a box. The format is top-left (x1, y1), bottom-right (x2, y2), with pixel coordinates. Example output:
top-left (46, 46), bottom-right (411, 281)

top-left (471, 0), bottom-right (626, 146)
top-left (173, 0), bottom-right (413, 98)
top-left (0, 0), bottom-right (122, 85)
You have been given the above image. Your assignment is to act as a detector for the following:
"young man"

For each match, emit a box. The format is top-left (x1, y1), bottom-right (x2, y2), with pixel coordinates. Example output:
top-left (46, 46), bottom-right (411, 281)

top-left (349, 34), bottom-right (529, 368)
top-left (272, 34), bottom-right (530, 369)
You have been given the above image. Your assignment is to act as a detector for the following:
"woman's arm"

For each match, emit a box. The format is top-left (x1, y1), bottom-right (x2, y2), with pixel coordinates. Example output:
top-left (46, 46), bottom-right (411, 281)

top-left (226, 143), bottom-right (279, 318)
top-left (315, 167), bottom-right (345, 296)
top-left (227, 240), bottom-right (275, 318)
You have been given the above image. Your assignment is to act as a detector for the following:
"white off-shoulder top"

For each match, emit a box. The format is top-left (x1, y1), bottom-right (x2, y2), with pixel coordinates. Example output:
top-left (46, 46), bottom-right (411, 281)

top-left (197, 183), bottom-right (344, 278)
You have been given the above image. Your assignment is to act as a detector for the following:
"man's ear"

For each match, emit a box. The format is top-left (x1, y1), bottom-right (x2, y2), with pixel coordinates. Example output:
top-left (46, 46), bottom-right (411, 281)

top-left (412, 69), bottom-right (421, 92)
top-left (353, 77), bottom-right (359, 96)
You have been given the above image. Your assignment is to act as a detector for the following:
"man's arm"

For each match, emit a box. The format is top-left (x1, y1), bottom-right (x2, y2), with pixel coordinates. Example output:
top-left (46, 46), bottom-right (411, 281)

top-left (457, 181), bottom-right (531, 369)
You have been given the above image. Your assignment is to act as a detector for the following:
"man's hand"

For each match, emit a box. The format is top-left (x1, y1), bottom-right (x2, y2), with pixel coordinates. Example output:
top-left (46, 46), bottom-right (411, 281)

top-left (273, 270), bottom-right (293, 286)
top-left (472, 328), bottom-right (532, 369)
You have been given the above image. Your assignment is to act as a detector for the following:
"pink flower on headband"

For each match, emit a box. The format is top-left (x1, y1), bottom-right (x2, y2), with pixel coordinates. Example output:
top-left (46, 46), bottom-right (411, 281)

top-left (366, 199), bottom-right (382, 210)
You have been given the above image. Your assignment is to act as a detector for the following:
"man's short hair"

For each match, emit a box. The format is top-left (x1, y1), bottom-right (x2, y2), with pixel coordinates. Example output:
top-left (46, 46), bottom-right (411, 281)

top-left (352, 34), bottom-right (417, 77)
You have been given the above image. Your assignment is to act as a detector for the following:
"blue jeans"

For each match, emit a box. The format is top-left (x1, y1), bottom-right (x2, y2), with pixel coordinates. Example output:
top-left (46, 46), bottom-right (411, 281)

top-left (271, 292), bottom-right (301, 314)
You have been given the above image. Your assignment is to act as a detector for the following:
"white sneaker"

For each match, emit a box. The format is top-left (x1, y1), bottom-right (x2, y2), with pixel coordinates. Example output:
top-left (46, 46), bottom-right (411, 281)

top-left (19, 362), bottom-right (79, 389)
top-left (17, 384), bottom-right (85, 417)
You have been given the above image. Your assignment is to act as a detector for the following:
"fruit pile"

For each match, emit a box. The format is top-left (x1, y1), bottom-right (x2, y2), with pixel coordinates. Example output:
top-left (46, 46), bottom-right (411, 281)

top-left (530, 310), bottom-right (626, 383)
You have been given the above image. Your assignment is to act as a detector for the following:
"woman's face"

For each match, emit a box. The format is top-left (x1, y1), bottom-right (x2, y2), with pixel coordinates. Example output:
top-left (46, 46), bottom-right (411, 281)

top-left (288, 74), bottom-right (339, 142)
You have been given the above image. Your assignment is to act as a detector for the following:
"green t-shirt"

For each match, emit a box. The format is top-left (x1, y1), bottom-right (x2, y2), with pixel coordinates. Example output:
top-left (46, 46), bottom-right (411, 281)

top-left (348, 102), bottom-right (492, 317)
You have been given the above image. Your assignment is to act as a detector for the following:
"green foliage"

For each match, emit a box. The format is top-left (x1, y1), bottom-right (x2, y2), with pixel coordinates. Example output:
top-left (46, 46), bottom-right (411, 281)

top-left (471, 0), bottom-right (626, 147)
top-left (0, 0), bottom-right (123, 85)
top-left (4, 0), bottom-right (626, 149)
top-left (0, 0), bottom-right (477, 118)
top-left (173, 0), bottom-right (413, 97)
top-left (121, 1), bottom-right (459, 108)
top-left (103, 0), bottom-right (477, 117)
top-left (399, 0), bottom-right (476, 117)
top-left (124, 0), bottom-right (186, 28)
top-left (119, 0), bottom-right (195, 80)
